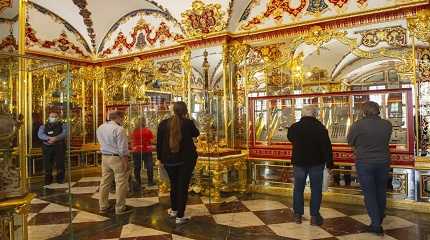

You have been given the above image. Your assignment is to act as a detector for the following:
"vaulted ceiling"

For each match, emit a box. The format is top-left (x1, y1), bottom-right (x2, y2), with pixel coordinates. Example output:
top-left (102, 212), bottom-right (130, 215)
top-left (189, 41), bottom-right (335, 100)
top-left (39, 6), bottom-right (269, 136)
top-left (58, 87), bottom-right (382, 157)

top-left (1, 0), bottom-right (428, 61)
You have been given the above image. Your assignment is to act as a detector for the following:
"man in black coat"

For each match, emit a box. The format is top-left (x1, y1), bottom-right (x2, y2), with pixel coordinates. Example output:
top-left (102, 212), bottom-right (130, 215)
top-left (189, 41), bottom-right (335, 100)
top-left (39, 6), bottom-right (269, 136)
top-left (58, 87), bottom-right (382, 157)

top-left (287, 105), bottom-right (333, 225)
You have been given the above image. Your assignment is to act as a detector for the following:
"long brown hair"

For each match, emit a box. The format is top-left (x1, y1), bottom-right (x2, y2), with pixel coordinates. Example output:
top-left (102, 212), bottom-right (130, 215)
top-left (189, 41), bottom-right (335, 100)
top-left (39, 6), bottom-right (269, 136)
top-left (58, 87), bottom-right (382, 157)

top-left (169, 101), bottom-right (188, 153)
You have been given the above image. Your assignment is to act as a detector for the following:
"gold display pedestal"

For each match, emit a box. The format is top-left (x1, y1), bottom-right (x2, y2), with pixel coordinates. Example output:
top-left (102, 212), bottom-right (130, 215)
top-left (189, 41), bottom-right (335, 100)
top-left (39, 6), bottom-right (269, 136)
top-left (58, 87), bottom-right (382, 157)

top-left (192, 150), bottom-right (248, 202)
top-left (0, 193), bottom-right (36, 240)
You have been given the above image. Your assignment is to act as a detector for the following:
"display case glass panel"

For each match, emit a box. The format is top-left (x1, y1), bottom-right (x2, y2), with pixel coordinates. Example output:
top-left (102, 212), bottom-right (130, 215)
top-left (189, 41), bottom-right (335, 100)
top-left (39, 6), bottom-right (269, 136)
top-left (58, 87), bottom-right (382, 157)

top-left (249, 88), bottom-right (414, 166)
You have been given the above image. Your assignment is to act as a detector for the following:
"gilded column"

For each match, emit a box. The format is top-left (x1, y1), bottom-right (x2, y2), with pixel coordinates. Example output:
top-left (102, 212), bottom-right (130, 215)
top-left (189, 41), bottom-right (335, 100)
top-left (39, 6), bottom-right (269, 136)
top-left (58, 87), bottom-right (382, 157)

top-left (222, 43), bottom-right (232, 147)
top-left (181, 48), bottom-right (192, 107)
top-left (81, 69), bottom-right (86, 144)
top-left (407, 10), bottom-right (430, 155)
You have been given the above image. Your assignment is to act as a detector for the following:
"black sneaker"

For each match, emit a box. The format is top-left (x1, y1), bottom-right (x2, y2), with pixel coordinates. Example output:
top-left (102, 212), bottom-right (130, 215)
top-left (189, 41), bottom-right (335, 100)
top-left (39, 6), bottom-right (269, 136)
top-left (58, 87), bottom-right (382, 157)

top-left (294, 214), bottom-right (302, 224)
top-left (311, 215), bottom-right (324, 226)
top-left (116, 206), bottom-right (134, 215)
top-left (365, 225), bottom-right (384, 236)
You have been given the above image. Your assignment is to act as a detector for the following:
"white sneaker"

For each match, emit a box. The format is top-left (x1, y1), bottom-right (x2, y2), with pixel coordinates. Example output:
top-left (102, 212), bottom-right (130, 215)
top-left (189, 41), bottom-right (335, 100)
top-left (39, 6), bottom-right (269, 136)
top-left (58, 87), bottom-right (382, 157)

top-left (167, 209), bottom-right (177, 218)
top-left (175, 216), bottom-right (190, 224)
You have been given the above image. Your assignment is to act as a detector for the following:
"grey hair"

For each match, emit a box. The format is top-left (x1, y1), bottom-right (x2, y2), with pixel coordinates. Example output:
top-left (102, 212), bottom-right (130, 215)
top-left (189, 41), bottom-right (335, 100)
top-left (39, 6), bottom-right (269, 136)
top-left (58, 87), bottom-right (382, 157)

top-left (302, 105), bottom-right (318, 117)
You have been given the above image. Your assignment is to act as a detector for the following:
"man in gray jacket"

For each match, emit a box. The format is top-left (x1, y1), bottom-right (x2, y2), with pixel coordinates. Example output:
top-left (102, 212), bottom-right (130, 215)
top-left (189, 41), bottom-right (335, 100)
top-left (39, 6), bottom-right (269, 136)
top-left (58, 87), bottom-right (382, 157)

top-left (347, 101), bottom-right (392, 235)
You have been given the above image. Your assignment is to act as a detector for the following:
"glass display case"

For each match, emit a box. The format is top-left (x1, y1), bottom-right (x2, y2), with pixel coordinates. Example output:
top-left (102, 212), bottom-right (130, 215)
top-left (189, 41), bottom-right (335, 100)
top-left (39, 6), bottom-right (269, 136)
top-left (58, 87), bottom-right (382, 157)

top-left (0, 53), bottom-right (72, 239)
top-left (249, 88), bottom-right (414, 166)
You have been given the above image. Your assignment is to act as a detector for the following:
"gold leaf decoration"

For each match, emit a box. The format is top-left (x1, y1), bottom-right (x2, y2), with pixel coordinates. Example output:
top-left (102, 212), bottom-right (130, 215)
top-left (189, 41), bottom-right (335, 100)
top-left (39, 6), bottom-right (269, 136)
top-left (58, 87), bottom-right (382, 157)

top-left (181, 0), bottom-right (226, 37)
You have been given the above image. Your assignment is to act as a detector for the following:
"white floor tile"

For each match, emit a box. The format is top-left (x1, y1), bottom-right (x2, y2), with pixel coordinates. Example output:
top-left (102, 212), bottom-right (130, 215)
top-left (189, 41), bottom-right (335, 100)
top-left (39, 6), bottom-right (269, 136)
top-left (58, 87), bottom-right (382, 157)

top-left (172, 234), bottom-right (196, 240)
top-left (120, 223), bottom-right (167, 238)
top-left (39, 203), bottom-right (76, 213)
top-left (337, 232), bottom-right (398, 240)
top-left (28, 224), bottom-right (69, 240)
top-left (185, 204), bottom-right (210, 217)
top-left (303, 207), bottom-right (346, 219)
top-left (126, 197), bottom-right (159, 207)
top-left (268, 222), bottom-right (333, 240)
top-left (43, 182), bottom-right (76, 189)
top-left (67, 186), bottom-right (99, 194)
top-left (351, 214), bottom-right (416, 230)
top-left (241, 199), bottom-right (287, 212)
top-left (72, 211), bottom-right (109, 223)
top-left (213, 212), bottom-right (265, 228)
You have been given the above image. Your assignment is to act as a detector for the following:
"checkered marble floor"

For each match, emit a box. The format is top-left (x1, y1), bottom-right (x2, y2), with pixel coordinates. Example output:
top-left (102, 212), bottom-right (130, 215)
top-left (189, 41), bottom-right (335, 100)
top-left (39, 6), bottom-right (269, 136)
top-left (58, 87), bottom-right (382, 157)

top-left (30, 176), bottom-right (426, 240)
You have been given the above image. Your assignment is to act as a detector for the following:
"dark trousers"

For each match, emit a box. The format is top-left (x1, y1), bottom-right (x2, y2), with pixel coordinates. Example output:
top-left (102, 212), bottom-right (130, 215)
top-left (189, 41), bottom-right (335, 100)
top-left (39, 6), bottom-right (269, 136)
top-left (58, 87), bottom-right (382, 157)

top-left (356, 163), bottom-right (389, 229)
top-left (133, 152), bottom-right (154, 185)
top-left (42, 143), bottom-right (65, 184)
top-left (293, 164), bottom-right (324, 217)
top-left (164, 163), bottom-right (195, 218)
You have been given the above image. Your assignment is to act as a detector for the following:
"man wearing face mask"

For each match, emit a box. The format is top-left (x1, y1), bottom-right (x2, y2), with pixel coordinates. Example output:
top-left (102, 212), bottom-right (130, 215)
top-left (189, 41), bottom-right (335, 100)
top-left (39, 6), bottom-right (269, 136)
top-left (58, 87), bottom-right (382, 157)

top-left (96, 110), bottom-right (133, 215)
top-left (38, 112), bottom-right (67, 185)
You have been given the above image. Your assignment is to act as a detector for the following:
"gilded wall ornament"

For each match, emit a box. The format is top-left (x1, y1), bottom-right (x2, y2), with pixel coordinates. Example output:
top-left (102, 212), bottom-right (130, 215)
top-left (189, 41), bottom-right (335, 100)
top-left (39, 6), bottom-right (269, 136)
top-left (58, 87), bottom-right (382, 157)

top-left (28, 2), bottom-right (92, 54)
top-left (359, 26), bottom-right (407, 48)
top-left (328, 0), bottom-right (348, 7)
top-left (72, 0), bottom-right (97, 50)
top-left (0, 33), bottom-right (17, 52)
top-left (100, 18), bottom-right (184, 58)
top-left (418, 48), bottom-right (430, 81)
top-left (181, 0), bottom-right (226, 37)
top-left (294, 26), bottom-right (347, 54)
top-left (407, 9), bottom-right (430, 43)
top-left (26, 25), bottom-right (90, 58)
top-left (242, 0), bottom-right (307, 30)
top-left (307, 0), bottom-right (329, 15)
top-left (256, 45), bottom-right (282, 63)
top-left (229, 41), bottom-right (250, 65)
top-left (0, 0), bottom-right (11, 13)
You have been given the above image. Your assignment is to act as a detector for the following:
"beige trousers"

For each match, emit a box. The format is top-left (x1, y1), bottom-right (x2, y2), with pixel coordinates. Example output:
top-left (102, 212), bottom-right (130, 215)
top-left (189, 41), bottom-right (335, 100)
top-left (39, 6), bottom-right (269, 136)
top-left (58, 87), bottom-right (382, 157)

top-left (99, 155), bottom-right (129, 213)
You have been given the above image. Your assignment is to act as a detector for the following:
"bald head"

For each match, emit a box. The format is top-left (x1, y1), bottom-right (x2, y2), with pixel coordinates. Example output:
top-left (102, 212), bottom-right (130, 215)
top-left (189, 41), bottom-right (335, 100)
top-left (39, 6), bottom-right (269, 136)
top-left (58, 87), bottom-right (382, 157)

top-left (302, 105), bottom-right (318, 118)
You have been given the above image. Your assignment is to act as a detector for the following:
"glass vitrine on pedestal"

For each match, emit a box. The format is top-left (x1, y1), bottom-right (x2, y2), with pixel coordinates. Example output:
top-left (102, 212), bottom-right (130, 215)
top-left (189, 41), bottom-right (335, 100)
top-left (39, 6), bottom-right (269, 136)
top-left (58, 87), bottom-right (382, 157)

top-left (248, 88), bottom-right (414, 199)
top-left (0, 53), bottom-right (72, 239)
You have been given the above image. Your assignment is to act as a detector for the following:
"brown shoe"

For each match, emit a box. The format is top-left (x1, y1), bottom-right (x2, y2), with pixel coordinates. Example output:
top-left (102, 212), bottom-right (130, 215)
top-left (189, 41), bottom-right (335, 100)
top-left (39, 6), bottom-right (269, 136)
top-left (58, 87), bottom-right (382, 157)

top-left (294, 214), bottom-right (302, 224)
top-left (311, 215), bottom-right (324, 226)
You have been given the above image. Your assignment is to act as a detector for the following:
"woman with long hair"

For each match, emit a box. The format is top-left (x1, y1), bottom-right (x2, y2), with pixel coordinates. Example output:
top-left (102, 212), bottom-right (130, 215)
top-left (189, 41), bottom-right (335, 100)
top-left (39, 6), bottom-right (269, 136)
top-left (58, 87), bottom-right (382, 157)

top-left (131, 117), bottom-right (155, 190)
top-left (156, 101), bottom-right (199, 224)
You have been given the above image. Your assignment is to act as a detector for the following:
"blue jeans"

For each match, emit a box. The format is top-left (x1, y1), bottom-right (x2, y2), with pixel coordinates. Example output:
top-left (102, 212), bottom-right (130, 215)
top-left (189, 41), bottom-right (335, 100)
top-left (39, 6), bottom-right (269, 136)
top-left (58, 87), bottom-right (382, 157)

top-left (293, 164), bottom-right (324, 217)
top-left (356, 163), bottom-right (390, 229)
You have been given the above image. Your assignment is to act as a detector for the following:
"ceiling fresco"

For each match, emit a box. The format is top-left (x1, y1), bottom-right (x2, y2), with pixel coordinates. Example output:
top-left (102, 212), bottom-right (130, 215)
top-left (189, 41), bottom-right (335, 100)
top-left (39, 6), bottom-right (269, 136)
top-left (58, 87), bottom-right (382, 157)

top-left (0, 0), bottom-right (427, 60)
top-left (236, 0), bottom-right (427, 31)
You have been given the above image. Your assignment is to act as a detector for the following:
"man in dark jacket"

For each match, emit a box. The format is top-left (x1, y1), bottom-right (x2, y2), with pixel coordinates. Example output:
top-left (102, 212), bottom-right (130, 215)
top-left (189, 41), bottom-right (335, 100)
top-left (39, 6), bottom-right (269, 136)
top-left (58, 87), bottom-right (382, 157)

top-left (347, 101), bottom-right (392, 235)
top-left (38, 112), bottom-right (67, 185)
top-left (287, 105), bottom-right (333, 226)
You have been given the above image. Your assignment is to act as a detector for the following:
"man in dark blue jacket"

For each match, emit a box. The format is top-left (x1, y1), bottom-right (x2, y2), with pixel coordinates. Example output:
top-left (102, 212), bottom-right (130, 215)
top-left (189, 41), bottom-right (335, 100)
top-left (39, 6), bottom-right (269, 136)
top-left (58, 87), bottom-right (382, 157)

top-left (287, 105), bottom-right (333, 226)
top-left (38, 112), bottom-right (67, 185)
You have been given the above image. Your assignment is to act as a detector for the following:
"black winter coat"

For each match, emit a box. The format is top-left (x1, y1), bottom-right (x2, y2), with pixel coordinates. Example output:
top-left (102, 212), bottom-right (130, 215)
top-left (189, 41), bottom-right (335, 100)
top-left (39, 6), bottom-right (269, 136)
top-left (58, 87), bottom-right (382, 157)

top-left (156, 118), bottom-right (200, 166)
top-left (287, 116), bottom-right (333, 168)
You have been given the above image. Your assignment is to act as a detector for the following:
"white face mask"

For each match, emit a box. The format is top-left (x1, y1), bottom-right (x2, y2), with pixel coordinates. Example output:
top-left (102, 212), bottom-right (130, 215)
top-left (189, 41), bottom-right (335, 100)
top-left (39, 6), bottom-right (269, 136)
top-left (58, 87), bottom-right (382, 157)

top-left (48, 117), bottom-right (57, 123)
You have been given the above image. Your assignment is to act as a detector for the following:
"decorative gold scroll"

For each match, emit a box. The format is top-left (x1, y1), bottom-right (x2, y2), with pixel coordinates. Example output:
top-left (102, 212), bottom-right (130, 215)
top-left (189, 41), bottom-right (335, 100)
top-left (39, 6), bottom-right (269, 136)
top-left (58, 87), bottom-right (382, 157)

top-left (181, 0), bottom-right (226, 37)
top-left (407, 9), bottom-right (430, 43)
